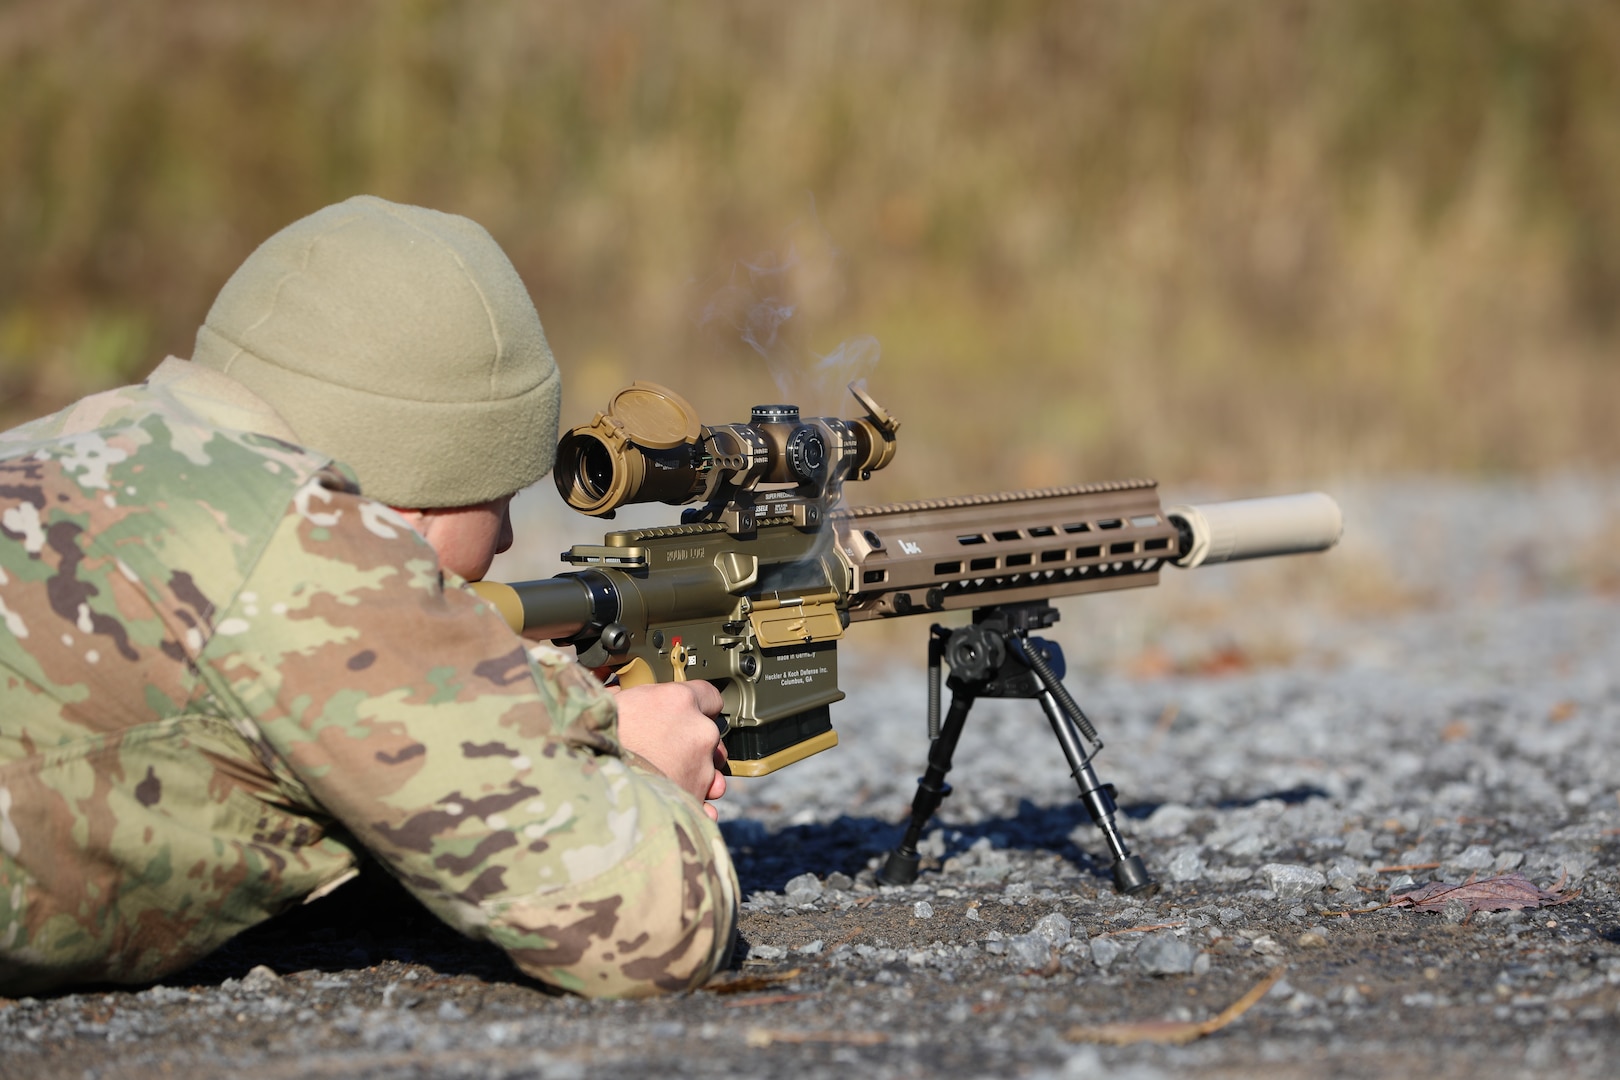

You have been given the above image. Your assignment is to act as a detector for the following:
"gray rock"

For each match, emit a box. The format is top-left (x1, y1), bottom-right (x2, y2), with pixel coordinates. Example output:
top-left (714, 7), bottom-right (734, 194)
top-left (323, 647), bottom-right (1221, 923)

top-left (1166, 846), bottom-right (1207, 883)
top-left (1449, 844), bottom-right (1496, 871)
top-left (1089, 936), bottom-right (1124, 969)
top-left (912, 900), bottom-right (934, 919)
top-left (1006, 932), bottom-right (1055, 972)
top-left (784, 873), bottom-right (824, 905)
top-left (748, 944), bottom-right (788, 961)
top-left (1134, 930), bottom-right (1197, 975)
top-left (1329, 856), bottom-right (1368, 880)
top-left (1250, 934), bottom-right (1287, 958)
top-left (1260, 863), bottom-right (1328, 898)
top-left (1479, 909), bottom-right (1527, 926)
top-left (1031, 911), bottom-right (1073, 948)
top-left (1224, 832), bottom-right (1268, 858)
top-left (240, 965), bottom-right (282, 993)
top-left (1141, 802), bottom-right (1198, 839)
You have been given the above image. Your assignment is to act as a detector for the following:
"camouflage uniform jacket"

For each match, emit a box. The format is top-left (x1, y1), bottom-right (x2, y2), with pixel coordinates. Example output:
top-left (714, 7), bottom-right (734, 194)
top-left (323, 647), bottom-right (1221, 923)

top-left (0, 359), bottom-right (737, 998)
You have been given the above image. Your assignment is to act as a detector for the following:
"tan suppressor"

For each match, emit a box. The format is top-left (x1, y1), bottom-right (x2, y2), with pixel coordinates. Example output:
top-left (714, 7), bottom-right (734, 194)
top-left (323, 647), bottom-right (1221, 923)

top-left (1166, 493), bottom-right (1343, 569)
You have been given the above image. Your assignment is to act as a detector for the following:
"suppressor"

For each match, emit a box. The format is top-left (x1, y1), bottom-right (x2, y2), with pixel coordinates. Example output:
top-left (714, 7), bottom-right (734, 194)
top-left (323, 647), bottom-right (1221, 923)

top-left (1167, 493), bottom-right (1343, 569)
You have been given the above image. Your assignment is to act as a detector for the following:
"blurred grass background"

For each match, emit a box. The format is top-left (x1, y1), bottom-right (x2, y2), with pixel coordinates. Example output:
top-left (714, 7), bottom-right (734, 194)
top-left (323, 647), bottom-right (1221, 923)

top-left (3, 0), bottom-right (1619, 498)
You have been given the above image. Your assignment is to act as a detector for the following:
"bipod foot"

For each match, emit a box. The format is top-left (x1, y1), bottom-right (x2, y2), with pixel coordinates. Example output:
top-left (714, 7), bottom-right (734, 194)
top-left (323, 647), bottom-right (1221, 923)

top-left (878, 848), bottom-right (920, 886)
top-left (1112, 853), bottom-right (1159, 896)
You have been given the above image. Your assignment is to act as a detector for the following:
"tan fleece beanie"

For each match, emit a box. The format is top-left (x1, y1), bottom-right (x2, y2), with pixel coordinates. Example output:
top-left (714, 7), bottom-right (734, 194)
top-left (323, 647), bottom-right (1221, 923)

top-left (192, 195), bottom-right (560, 508)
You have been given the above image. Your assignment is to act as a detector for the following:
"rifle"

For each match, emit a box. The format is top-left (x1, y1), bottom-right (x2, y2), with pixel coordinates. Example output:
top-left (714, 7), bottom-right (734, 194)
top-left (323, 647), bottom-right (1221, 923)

top-left (473, 382), bottom-right (1342, 894)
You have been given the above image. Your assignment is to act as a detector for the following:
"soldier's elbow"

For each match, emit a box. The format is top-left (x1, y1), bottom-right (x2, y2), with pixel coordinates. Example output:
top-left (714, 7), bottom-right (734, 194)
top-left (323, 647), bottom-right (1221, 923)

top-left (489, 818), bottom-right (739, 998)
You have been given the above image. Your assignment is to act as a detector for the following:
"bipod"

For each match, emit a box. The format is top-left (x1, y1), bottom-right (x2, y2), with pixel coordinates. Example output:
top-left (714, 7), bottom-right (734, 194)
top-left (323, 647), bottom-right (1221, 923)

top-left (878, 600), bottom-right (1158, 895)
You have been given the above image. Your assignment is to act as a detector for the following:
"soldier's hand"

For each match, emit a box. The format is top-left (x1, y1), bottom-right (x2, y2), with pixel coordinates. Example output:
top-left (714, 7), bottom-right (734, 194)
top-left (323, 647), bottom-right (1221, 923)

top-left (610, 681), bottom-right (728, 820)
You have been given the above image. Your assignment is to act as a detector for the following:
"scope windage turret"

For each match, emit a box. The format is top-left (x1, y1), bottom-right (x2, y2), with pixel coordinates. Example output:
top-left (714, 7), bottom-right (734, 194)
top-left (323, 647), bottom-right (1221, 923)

top-left (554, 381), bottom-right (900, 517)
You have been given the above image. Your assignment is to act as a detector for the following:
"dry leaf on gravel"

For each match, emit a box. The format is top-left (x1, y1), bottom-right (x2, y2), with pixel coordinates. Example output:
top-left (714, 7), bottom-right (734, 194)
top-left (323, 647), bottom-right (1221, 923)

top-left (1066, 967), bottom-right (1285, 1046)
top-left (723, 992), bottom-right (816, 1008)
top-left (1389, 873), bottom-right (1577, 915)
top-left (1095, 920), bottom-right (1188, 938)
top-left (744, 1028), bottom-right (887, 1047)
top-left (702, 968), bottom-right (803, 995)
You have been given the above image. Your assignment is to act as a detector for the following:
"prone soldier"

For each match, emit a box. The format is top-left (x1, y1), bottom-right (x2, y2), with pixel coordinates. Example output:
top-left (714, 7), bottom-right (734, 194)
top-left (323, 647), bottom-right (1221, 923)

top-left (0, 196), bottom-right (737, 998)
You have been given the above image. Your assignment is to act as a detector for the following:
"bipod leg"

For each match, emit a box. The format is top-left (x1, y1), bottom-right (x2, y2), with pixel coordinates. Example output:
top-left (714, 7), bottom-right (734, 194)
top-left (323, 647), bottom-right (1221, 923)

top-left (880, 667), bottom-right (976, 885)
top-left (1015, 638), bottom-right (1158, 896)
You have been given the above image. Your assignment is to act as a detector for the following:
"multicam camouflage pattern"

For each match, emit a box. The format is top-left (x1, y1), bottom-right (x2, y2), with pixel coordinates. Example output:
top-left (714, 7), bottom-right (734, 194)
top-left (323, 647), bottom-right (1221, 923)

top-left (0, 359), bottom-right (737, 998)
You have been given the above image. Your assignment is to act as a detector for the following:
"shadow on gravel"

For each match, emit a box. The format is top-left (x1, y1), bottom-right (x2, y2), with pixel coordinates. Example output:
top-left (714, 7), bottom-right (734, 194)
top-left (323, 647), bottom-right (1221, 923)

top-left (722, 782), bottom-right (1332, 894)
top-left (719, 805), bottom-right (1126, 894)
top-left (33, 867), bottom-right (544, 1002)
top-left (1213, 784), bottom-right (1331, 809)
top-left (169, 865), bottom-right (544, 993)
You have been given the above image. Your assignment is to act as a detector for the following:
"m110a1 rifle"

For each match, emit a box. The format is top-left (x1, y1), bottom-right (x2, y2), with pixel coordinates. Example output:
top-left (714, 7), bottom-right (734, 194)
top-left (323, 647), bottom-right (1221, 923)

top-left (473, 382), bottom-right (1342, 894)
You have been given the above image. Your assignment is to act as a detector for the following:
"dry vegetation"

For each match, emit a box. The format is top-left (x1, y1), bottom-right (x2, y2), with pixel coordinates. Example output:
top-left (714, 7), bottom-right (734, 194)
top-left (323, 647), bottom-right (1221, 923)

top-left (2, 0), bottom-right (1618, 494)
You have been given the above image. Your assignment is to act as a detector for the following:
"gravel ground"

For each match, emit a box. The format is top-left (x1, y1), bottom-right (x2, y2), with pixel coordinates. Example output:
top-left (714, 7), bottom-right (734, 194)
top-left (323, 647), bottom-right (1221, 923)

top-left (3, 474), bottom-right (1618, 1080)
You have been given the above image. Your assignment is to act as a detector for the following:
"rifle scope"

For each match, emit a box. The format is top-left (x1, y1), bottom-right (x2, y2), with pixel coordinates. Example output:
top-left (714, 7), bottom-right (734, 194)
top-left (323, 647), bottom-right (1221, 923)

top-left (554, 381), bottom-right (899, 516)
